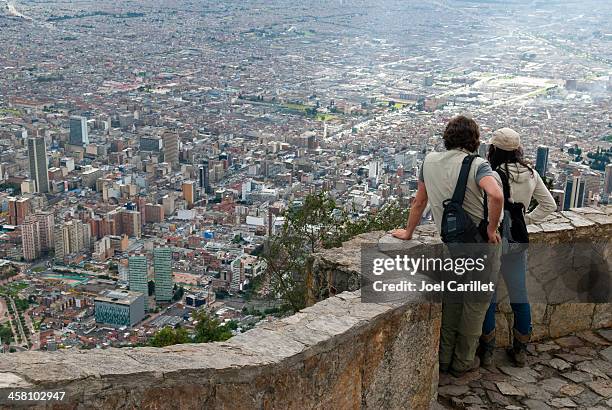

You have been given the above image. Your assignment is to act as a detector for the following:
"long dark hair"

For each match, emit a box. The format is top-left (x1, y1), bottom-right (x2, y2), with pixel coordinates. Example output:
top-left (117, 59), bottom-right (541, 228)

top-left (487, 145), bottom-right (534, 181)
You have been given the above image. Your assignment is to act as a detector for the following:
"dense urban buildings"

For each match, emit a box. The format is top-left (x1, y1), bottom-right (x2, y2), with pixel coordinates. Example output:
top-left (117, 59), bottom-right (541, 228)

top-left (0, 0), bottom-right (610, 352)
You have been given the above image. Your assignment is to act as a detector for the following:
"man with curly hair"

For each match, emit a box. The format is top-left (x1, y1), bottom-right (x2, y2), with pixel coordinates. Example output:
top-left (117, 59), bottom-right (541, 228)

top-left (392, 115), bottom-right (503, 377)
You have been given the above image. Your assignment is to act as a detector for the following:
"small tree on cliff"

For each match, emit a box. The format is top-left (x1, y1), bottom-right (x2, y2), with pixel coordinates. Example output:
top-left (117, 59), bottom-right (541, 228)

top-left (261, 192), bottom-right (408, 312)
top-left (261, 193), bottom-right (340, 311)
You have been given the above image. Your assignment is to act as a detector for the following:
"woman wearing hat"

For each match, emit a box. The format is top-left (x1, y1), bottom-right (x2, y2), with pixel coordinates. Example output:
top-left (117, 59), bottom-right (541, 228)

top-left (479, 128), bottom-right (557, 367)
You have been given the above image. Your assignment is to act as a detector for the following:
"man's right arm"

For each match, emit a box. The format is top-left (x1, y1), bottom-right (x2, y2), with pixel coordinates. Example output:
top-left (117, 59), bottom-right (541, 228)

top-left (478, 175), bottom-right (503, 244)
top-left (391, 181), bottom-right (428, 241)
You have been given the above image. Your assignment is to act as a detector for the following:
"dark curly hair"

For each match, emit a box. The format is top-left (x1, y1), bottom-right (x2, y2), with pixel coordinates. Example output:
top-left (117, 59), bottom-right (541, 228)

top-left (443, 116), bottom-right (481, 153)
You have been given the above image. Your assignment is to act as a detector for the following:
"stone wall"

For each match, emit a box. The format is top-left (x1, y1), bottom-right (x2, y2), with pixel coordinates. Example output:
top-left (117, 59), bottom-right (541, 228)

top-left (0, 207), bottom-right (609, 409)
top-left (313, 207), bottom-right (612, 348)
top-left (0, 292), bottom-right (441, 409)
top-left (501, 207), bottom-right (612, 345)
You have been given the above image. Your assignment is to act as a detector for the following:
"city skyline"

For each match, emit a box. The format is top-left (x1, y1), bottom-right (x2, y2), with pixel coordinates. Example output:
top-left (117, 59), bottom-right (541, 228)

top-left (0, 0), bottom-right (610, 358)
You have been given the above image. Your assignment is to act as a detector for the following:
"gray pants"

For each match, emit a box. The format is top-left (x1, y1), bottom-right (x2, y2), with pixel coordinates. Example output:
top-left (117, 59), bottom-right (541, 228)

top-left (440, 301), bottom-right (490, 371)
top-left (439, 243), bottom-right (501, 372)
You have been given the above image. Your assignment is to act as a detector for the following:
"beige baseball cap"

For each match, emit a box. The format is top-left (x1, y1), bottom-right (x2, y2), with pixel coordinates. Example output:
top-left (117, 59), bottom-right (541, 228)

top-left (489, 128), bottom-right (521, 151)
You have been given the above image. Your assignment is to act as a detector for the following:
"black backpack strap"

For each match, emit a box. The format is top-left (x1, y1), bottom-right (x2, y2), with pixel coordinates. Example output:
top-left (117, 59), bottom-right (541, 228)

top-left (483, 192), bottom-right (488, 222)
top-left (496, 169), bottom-right (512, 201)
top-left (451, 155), bottom-right (478, 205)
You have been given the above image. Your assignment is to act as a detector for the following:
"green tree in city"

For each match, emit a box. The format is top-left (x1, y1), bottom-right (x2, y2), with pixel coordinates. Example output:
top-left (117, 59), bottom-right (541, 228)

top-left (108, 262), bottom-right (118, 273)
top-left (0, 182), bottom-right (21, 194)
top-left (172, 285), bottom-right (185, 301)
top-left (193, 310), bottom-right (233, 343)
top-left (261, 193), bottom-right (340, 311)
top-left (14, 298), bottom-right (29, 311)
top-left (149, 326), bottom-right (190, 347)
top-left (0, 266), bottom-right (18, 281)
top-left (305, 106), bottom-right (318, 117)
top-left (148, 310), bottom-right (235, 347)
top-left (0, 324), bottom-right (13, 344)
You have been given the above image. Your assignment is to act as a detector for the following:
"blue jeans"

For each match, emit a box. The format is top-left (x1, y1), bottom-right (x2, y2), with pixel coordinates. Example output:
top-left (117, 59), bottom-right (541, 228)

top-left (482, 250), bottom-right (531, 336)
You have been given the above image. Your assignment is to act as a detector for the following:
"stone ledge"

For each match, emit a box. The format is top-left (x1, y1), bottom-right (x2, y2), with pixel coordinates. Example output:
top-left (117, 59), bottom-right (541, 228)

top-left (0, 290), bottom-right (441, 409)
top-left (315, 207), bottom-right (612, 276)
top-left (0, 290), bottom-right (390, 384)
top-left (313, 207), bottom-right (612, 348)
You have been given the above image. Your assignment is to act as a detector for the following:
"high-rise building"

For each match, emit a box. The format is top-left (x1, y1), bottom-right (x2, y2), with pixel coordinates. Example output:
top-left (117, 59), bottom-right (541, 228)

top-left (605, 164), bottom-right (612, 196)
top-left (198, 160), bottom-right (210, 194)
top-left (34, 211), bottom-right (54, 253)
top-left (54, 220), bottom-right (91, 260)
top-left (54, 224), bottom-right (66, 260)
top-left (128, 256), bottom-right (148, 297)
top-left (368, 160), bottom-right (383, 184)
top-left (21, 211), bottom-right (55, 261)
top-left (8, 197), bottom-right (31, 226)
top-left (27, 136), bottom-right (49, 193)
top-left (162, 194), bottom-right (175, 216)
top-left (182, 181), bottom-right (196, 208)
top-left (93, 236), bottom-right (113, 261)
top-left (136, 196), bottom-right (147, 228)
top-left (162, 132), bottom-right (179, 169)
top-left (108, 208), bottom-right (141, 238)
top-left (21, 216), bottom-right (41, 261)
top-left (535, 146), bottom-right (549, 178)
top-left (153, 248), bottom-right (173, 303)
top-left (212, 162), bottom-right (225, 182)
top-left (582, 173), bottom-right (601, 206)
top-left (119, 209), bottom-right (141, 238)
top-left (219, 152), bottom-right (233, 167)
top-left (242, 179), bottom-right (252, 200)
top-left (564, 175), bottom-right (586, 210)
top-left (144, 204), bottom-right (164, 223)
top-left (139, 136), bottom-right (162, 152)
top-left (69, 116), bottom-right (89, 146)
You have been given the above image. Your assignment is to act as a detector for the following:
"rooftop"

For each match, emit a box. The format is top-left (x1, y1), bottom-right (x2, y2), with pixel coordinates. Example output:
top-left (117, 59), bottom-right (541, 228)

top-left (94, 289), bottom-right (143, 305)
